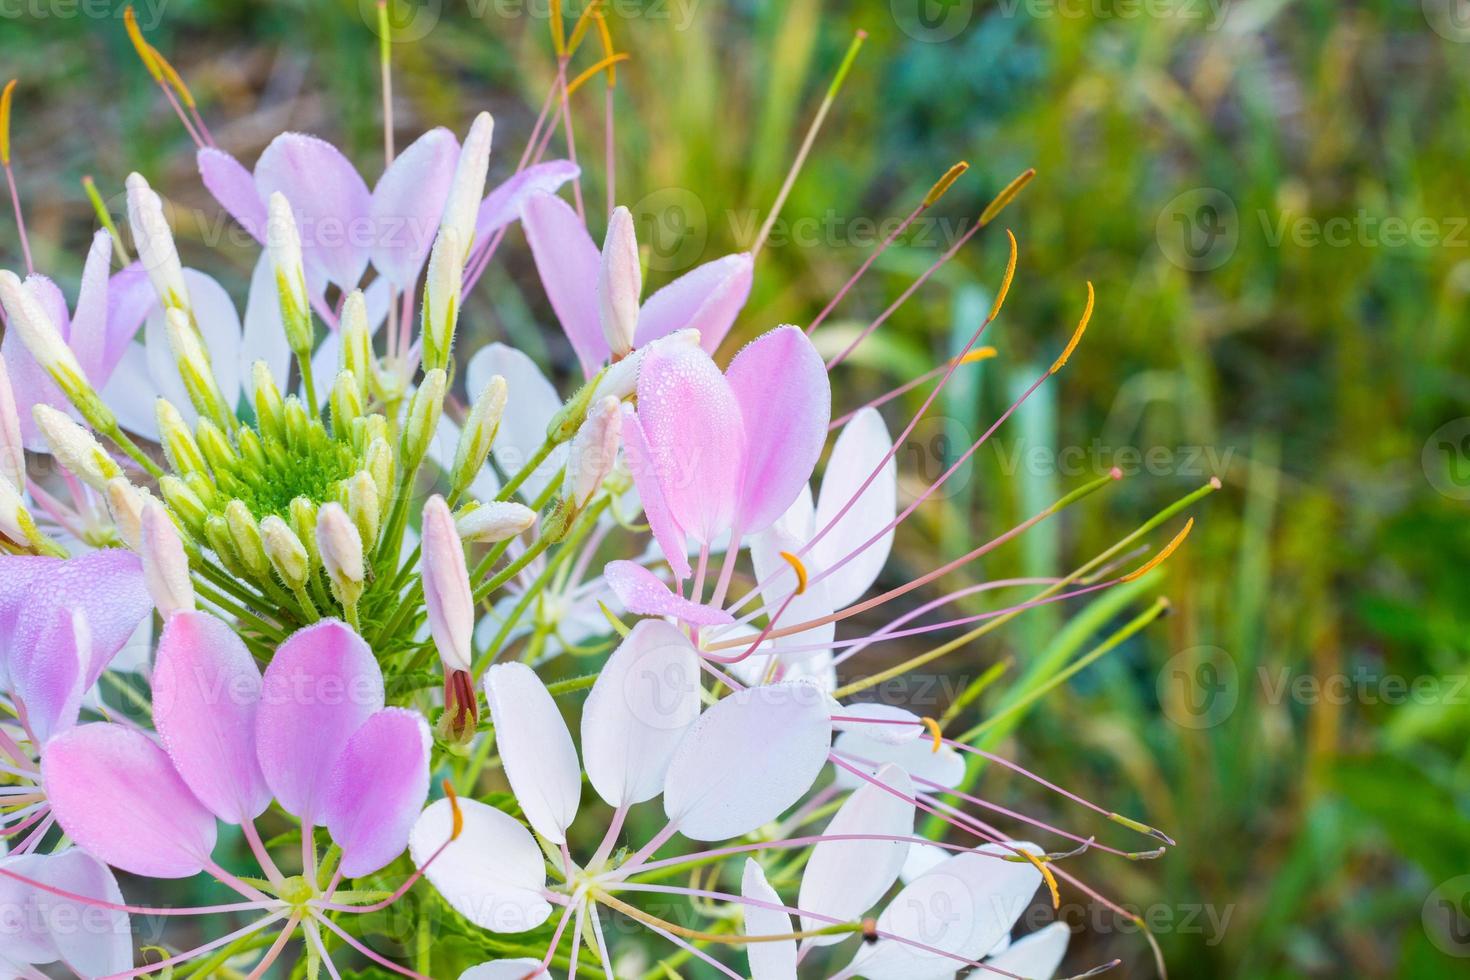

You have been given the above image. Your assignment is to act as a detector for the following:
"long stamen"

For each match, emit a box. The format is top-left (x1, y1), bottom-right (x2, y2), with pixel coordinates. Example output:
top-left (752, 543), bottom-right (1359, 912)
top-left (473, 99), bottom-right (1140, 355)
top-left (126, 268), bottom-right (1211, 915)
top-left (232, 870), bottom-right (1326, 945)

top-left (246, 912), bottom-right (302, 980)
top-left (312, 911), bottom-right (436, 980)
top-left (112, 909), bottom-right (293, 978)
top-left (829, 347), bottom-right (997, 430)
top-left (2, 78), bottom-right (35, 274)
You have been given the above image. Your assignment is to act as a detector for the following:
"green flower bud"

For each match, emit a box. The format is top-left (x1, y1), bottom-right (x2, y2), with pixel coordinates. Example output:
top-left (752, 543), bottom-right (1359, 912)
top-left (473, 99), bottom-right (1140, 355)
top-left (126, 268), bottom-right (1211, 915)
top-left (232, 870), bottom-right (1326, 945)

top-left (329, 370), bottom-right (363, 437)
top-left (344, 470), bottom-right (380, 550)
top-left (289, 496), bottom-right (320, 568)
top-left (33, 405), bottom-right (121, 491)
top-left (399, 368), bottom-right (446, 474)
top-left (340, 290), bottom-right (374, 401)
top-left (452, 374), bottom-right (507, 496)
top-left (159, 474), bottom-right (209, 535)
top-left (225, 500), bottom-right (270, 579)
top-left (283, 396), bottom-right (311, 450)
top-left (235, 426), bottom-right (268, 473)
top-left (156, 398), bottom-right (208, 477)
top-left (266, 192), bottom-right (313, 356)
top-left (194, 417), bottom-right (238, 476)
top-left (365, 436), bottom-right (395, 503)
top-left (203, 515), bottom-right (248, 579)
top-left (252, 361), bottom-right (286, 443)
top-left (260, 515), bottom-right (310, 591)
top-left (547, 375), bottom-right (599, 444)
top-left (165, 308), bottom-right (233, 430)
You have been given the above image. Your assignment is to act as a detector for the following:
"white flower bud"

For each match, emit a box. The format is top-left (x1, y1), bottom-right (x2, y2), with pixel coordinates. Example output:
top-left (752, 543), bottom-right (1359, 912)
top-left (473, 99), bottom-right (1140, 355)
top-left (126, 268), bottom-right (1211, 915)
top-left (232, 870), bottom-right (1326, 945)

top-left (33, 405), bottom-right (121, 491)
top-left (421, 232), bottom-right (463, 373)
top-left (451, 374), bottom-right (507, 495)
top-left (456, 500), bottom-right (536, 543)
top-left (442, 112), bottom-right (495, 262)
top-left (266, 192), bottom-right (313, 355)
top-left (421, 494), bottom-right (474, 673)
top-left (224, 500), bottom-right (270, 579)
top-left (125, 172), bottom-right (190, 313)
top-left (0, 270), bottom-right (87, 393)
top-left (598, 206), bottom-right (641, 358)
top-left (590, 327), bottom-right (701, 405)
top-left (344, 469), bottom-right (381, 549)
top-left (105, 477), bottom-right (156, 551)
top-left (141, 500), bottom-right (194, 618)
top-left (0, 470), bottom-right (36, 545)
top-left (165, 308), bottom-right (231, 428)
top-left (317, 501), bottom-right (364, 601)
top-left (565, 396), bottom-right (621, 508)
top-left (155, 398), bottom-right (208, 476)
top-left (0, 356), bottom-right (24, 492)
top-left (260, 515), bottom-right (310, 591)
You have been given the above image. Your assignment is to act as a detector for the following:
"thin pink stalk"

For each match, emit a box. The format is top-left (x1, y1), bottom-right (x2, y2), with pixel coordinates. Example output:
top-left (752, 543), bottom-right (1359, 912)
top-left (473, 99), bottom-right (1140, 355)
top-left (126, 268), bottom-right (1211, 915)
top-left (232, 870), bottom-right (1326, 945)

top-left (245, 912), bottom-right (301, 980)
top-left (806, 200), bottom-right (924, 336)
top-left (567, 899), bottom-right (586, 980)
top-left (243, 817), bottom-right (286, 888)
top-left (555, 61), bottom-right (586, 222)
top-left (589, 803), bottom-right (630, 870)
top-left (312, 910), bottom-right (435, 980)
top-left (111, 909), bottom-right (292, 978)
top-left (634, 915), bottom-right (744, 980)
top-left (4, 163), bottom-right (34, 273)
top-left (538, 899), bottom-right (578, 973)
top-left (157, 85), bottom-right (205, 148)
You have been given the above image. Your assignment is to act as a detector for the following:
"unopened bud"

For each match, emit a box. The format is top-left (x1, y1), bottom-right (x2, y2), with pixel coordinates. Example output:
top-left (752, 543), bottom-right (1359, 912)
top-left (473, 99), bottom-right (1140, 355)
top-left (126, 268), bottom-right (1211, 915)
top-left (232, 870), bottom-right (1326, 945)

top-left (251, 361), bottom-right (286, 442)
top-left (598, 206), bottom-right (640, 358)
top-left (0, 357), bottom-right (25, 492)
top-left (266, 192), bottom-right (313, 355)
top-left (159, 475), bottom-right (208, 535)
top-left (400, 369), bottom-right (446, 473)
top-left (283, 396), bottom-right (311, 450)
top-left (365, 436), bottom-right (395, 501)
top-left (289, 496), bottom-right (320, 567)
top-left (340, 290), bottom-right (373, 400)
top-left (547, 377), bottom-right (598, 444)
top-left (456, 500), bottom-right (536, 543)
top-left (125, 172), bottom-right (190, 313)
top-left (33, 405), bottom-right (120, 491)
top-left (193, 417), bottom-right (238, 476)
top-left (260, 515), bottom-right (310, 591)
top-left (589, 328), bottom-right (700, 406)
top-left (141, 500), bottom-right (194, 618)
top-left (225, 500), bottom-right (270, 579)
top-left (105, 477), bottom-right (155, 551)
top-left (0, 270), bottom-right (89, 398)
top-left (451, 375), bottom-right (507, 495)
top-left (421, 494), bottom-right (473, 673)
top-left (421, 234), bottom-right (463, 373)
top-left (564, 396), bottom-right (620, 508)
top-left (344, 470), bottom-right (380, 550)
top-left (317, 501), bottom-right (364, 610)
top-left (330, 370), bottom-right (363, 435)
top-left (156, 398), bottom-right (208, 476)
top-left (443, 112), bottom-right (494, 261)
top-left (0, 472), bottom-right (38, 546)
top-left (165, 308), bottom-right (230, 428)
top-left (203, 515), bottom-right (247, 579)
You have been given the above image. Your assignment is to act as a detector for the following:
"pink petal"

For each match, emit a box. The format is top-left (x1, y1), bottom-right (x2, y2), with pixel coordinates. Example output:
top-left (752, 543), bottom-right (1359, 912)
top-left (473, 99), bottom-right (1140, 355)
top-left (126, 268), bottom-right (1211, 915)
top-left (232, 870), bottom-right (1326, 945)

top-left (634, 343), bottom-right (745, 546)
top-left (324, 708), bottom-right (431, 878)
top-left (68, 231), bottom-right (114, 383)
top-left (636, 252), bottom-right (754, 354)
top-left (603, 560), bottom-right (733, 626)
top-left (370, 127), bottom-right (460, 289)
top-left (725, 326), bottom-right (830, 535)
top-left (256, 620), bottom-right (385, 825)
top-left (519, 192), bottom-right (606, 376)
top-left (254, 133), bottom-right (373, 289)
top-left (0, 555), bottom-right (60, 690)
top-left (42, 723), bottom-right (218, 879)
top-left (101, 264), bottom-right (156, 382)
top-left (619, 405), bottom-right (690, 579)
top-left (197, 146), bottom-right (267, 241)
top-left (15, 608), bottom-right (88, 744)
top-left (475, 160), bottom-right (580, 244)
top-left (152, 611), bottom-right (272, 824)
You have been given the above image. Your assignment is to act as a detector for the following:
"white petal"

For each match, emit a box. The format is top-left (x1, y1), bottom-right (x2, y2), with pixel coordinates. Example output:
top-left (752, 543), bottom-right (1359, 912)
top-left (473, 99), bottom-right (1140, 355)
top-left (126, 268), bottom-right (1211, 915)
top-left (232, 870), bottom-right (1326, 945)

top-left (832, 730), bottom-right (966, 791)
top-left (466, 343), bottom-right (567, 502)
top-left (977, 922), bottom-right (1071, 980)
top-left (460, 959), bottom-right (547, 980)
top-left (581, 620), bottom-right (701, 808)
top-left (410, 798), bottom-right (552, 933)
top-left (240, 253), bottom-right (293, 396)
top-left (848, 843), bottom-right (1042, 980)
top-left (747, 516), bottom-right (836, 661)
top-left (813, 407), bottom-right (896, 608)
top-left (99, 343), bottom-right (164, 440)
top-left (833, 703), bottom-right (926, 745)
top-left (484, 663), bottom-right (581, 844)
top-left (729, 645), bottom-right (837, 693)
top-left (798, 763), bottom-right (913, 947)
top-left (663, 680), bottom-right (832, 841)
top-left (900, 842), bottom-right (950, 884)
top-left (742, 859), bottom-right (797, 980)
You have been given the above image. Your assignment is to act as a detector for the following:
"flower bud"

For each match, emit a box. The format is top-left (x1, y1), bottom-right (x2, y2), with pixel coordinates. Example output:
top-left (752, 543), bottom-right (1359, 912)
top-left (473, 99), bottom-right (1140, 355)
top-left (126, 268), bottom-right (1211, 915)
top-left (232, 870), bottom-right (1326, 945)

top-left (225, 500), bottom-right (270, 579)
top-left (0, 471), bottom-right (38, 546)
top-left (400, 368), bottom-right (446, 473)
top-left (565, 395), bottom-right (620, 508)
top-left (317, 501), bottom-right (364, 610)
top-left (0, 356), bottom-right (25, 492)
top-left (421, 233), bottom-right (463, 373)
top-left (546, 376), bottom-right (598, 444)
top-left (165, 308), bottom-right (231, 428)
top-left (365, 436), bottom-right (395, 501)
top-left (156, 398), bottom-right (208, 476)
top-left (329, 369), bottom-right (363, 435)
top-left (589, 327), bottom-right (700, 406)
top-left (251, 361), bottom-right (286, 443)
top-left (159, 475), bottom-right (208, 535)
top-left (422, 494), bottom-right (473, 673)
top-left (125, 172), bottom-right (190, 313)
top-left (141, 500), bottom-right (194, 618)
top-left (183, 471), bottom-right (219, 510)
top-left (203, 515), bottom-right (248, 579)
top-left (443, 112), bottom-right (494, 261)
top-left (235, 426), bottom-right (268, 472)
top-left (0, 270), bottom-right (89, 398)
top-left (283, 396), bottom-right (312, 450)
top-left (266, 192), bottom-right (313, 356)
top-left (456, 500), bottom-right (536, 543)
top-left (105, 477), bottom-right (155, 551)
top-left (344, 470), bottom-right (380, 550)
top-left (193, 417), bottom-right (238, 476)
top-left (340, 290), bottom-right (373, 400)
top-left (451, 374), bottom-right (507, 496)
top-left (289, 496), bottom-right (320, 567)
top-left (598, 205), bottom-right (641, 359)
top-left (260, 515), bottom-right (310, 591)
top-left (33, 405), bottom-right (121, 491)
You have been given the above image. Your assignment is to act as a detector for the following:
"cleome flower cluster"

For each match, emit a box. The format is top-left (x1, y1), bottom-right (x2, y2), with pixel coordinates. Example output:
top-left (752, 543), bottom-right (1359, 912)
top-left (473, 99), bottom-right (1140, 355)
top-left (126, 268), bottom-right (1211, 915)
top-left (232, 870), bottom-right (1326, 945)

top-left (0, 6), bottom-right (1209, 979)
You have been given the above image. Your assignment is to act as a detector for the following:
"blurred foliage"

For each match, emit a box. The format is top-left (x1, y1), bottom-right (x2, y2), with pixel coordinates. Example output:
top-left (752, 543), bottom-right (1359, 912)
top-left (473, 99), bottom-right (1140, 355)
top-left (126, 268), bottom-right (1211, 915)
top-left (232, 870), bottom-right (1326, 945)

top-left (3, 0), bottom-right (1470, 977)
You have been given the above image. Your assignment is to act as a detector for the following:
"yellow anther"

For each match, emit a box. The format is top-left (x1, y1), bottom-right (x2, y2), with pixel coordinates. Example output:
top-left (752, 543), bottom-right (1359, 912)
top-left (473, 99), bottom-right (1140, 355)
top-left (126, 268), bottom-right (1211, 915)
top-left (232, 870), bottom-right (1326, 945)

top-left (549, 0), bottom-right (566, 56)
top-left (1049, 281), bottom-right (1094, 374)
top-left (979, 167), bottom-right (1035, 227)
top-left (987, 230), bottom-right (1018, 324)
top-left (920, 716), bottom-right (943, 752)
top-left (779, 551), bottom-right (808, 594)
top-left (922, 161), bottom-right (969, 207)
top-left (566, 0), bottom-right (605, 57)
top-left (0, 78), bottom-right (14, 167)
top-left (123, 7), bottom-right (163, 81)
top-left (566, 54), bottom-right (632, 97)
top-left (954, 346), bottom-right (998, 366)
top-left (443, 780), bottom-right (464, 840)
top-left (1121, 517), bottom-right (1194, 582)
top-left (592, 11), bottom-right (617, 86)
top-left (148, 46), bottom-right (197, 109)
top-left (1019, 848), bottom-right (1061, 910)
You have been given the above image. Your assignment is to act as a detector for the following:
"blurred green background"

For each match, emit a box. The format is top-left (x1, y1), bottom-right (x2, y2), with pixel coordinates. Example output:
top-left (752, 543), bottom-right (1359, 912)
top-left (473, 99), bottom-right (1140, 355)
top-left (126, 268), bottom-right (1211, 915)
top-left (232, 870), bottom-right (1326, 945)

top-left (4, 0), bottom-right (1470, 977)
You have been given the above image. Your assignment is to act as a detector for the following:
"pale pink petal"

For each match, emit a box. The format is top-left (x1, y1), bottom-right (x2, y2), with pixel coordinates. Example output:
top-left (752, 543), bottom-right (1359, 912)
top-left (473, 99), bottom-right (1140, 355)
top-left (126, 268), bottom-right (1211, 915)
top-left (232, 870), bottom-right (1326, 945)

top-left (619, 404), bottom-right (690, 579)
top-left (197, 146), bottom-right (267, 240)
top-left (0, 555), bottom-right (60, 690)
top-left (636, 252), bottom-right (753, 354)
top-left (519, 192), bottom-right (606, 376)
top-left (474, 160), bottom-right (580, 243)
top-left (152, 610), bottom-right (272, 824)
top-left (663, 680), bottom-right (833, 841)
top-left (409, 798), bottom-right (552, 933)
top-left (256, 620), bottom-right (385, 825)
top-left (743, 859), bottom-right (797, 980)
top-left (371, 127), bottom-right (460, 288)
top-left (725, 326), bottom-right (830, 535)
top-left (98, 342), bottom-right (163, 440)
top-left (254, 133), bottom-right (373, 288)
top-left (832, 703), bottom-right (925, 745)
top-left (798, 763), bottom-right (913, 947)
top-left (979, 922), bottom-right (1070, 979)
top-left (747, 517), bottom-right (836, 661)
top-left (635, 343), bottom-right (744, 546)
top-left (483, 663), bottom-right (580, 844)
top-left (814, 407), bottom-right (896, 608)
top-left (42, 723), bottom-right (218, 879)
top-left (15, 608), bottom-right (88, 744)
top-left (581, 619), bottom-right (702, 808)
top-left (324, 708), bottom-right (431, 878)
top-left (100, 264), bottom-right (157, 382)
top-left (68, 231), bottom-right (114, 383)
top-left (603, 560), bottom-right (733, 626)
top-left (0, 849), bottom-right (130, 974)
